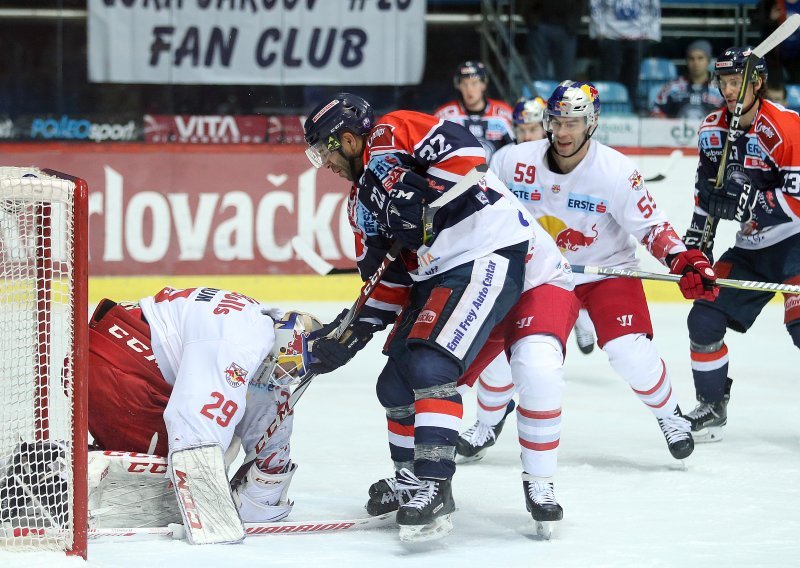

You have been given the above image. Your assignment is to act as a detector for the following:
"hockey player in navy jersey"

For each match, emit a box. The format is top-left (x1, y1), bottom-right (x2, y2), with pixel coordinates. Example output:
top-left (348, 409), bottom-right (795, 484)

top-left (683, 47), bottom-right (800, 442)
top-left (303, 93), bottom-right (531, 541)
top-left (434, 60), bottom-right (516, 162)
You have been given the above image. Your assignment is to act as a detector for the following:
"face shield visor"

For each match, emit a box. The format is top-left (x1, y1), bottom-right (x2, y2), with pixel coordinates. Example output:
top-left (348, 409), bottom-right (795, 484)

top-left (305, 136), bottom-right (340, 169)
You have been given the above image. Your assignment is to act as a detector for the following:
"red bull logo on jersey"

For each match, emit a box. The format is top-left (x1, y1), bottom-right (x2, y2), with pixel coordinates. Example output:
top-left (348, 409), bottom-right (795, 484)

top-left (555, 224), bottom-right (599, 252)
top-left (628, 170), bottom-right (644, 192)
top-left (566, 193), bottom-right (607, 215)
top-left (285, 330), bottom-right (304, 356)
top-left (225, 362), bottom-right (249, 388)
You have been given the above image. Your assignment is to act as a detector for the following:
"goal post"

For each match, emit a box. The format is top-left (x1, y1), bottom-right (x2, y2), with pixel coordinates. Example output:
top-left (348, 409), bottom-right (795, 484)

top-left (0, 167), bottom-right (88, 559)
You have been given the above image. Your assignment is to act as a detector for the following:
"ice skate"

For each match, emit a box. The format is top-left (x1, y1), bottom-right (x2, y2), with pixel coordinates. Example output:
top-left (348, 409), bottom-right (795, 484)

top-left (685, 378), bottom-right (732, 443)
top-left (573, 324), bottom-right (595, 354)
top-left (522, 473), bottom-right (562, 540)
top-left (365, 471), bottom-right (413, 516)
top-left (456, 400), bottom-right (515, 463)
top-left (657, 406), bottom-right (694, 459)
top-left (395, 469), bottom-right (455, 542)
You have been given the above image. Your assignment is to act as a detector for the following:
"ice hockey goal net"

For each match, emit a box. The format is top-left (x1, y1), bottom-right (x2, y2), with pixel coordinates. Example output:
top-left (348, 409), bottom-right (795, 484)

top-left (0, 167), bottom-right (88, 558)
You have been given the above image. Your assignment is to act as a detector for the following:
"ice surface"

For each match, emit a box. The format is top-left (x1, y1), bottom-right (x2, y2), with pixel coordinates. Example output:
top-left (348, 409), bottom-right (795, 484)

top-left (2, 300), bottom-right (797, 568)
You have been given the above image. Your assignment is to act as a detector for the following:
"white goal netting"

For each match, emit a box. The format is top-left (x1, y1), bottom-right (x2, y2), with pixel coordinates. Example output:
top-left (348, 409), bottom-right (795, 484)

top-left (0, 166), bottom-right (86, 556)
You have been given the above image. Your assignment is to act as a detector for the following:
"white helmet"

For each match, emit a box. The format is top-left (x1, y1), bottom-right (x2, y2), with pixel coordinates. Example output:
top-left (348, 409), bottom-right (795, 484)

top-left (543, 81), bottom-right (601, 133)
top-left (512, 96), bottom-right (546, 125)
top-left (260, 311), bottom-right (322, 387)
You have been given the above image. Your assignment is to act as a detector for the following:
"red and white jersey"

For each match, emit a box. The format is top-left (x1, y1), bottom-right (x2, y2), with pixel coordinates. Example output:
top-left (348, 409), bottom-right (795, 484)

top-left (139, 287), bottom-right (288, 469)
top-left (433, 98), bottom-right (515, 162)
top-left (492, 139), bottom-right (685, 285)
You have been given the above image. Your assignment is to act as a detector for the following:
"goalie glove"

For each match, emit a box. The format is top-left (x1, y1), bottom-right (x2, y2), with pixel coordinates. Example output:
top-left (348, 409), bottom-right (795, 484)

top-left (309, 309), bottom-right (382, 374)
top-left (668, 249), bottom-right (719, 302)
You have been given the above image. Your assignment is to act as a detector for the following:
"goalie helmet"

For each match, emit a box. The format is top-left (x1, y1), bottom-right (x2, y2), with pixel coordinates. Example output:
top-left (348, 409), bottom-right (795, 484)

top-left (453, 60), bottom-right (488, 88)
top-left (512, 96), bottom-right (546, 125)
top-left (543, 80), bottom-right (601, 132)
top-left (303, 93), bottom-right (374, 169)
top-left (264, 311), bottom-right (322, 387)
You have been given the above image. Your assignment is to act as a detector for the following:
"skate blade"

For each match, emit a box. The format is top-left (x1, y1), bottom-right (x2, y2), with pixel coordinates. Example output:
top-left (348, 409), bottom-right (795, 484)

top-left (534, 520), bottom-right (557, 540)
top-left (692, 426), bottom-right (724, 443)
top-left (455, 449), bottom-right (488, 464)
top-left (398, 514), bottom-right (453, 543)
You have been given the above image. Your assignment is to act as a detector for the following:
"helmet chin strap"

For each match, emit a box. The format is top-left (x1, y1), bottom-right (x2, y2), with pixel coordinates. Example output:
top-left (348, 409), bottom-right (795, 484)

top-left (547, 124), bottom-right (596, 159)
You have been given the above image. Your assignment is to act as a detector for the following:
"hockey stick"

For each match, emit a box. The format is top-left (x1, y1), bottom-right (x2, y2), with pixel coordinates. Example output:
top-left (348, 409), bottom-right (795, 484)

top-left (572, 264), bottom-right (800, 294)
top-left (644, 149), bottom-right (683, 183)
top-left (291, 236), bottom-right (358, 275)
top-left (699, 13), bottom-right (800, 253)
top-left (251, 165), bottom-right (489, 455)
top-left (7, 512), bottom-right (395, 541)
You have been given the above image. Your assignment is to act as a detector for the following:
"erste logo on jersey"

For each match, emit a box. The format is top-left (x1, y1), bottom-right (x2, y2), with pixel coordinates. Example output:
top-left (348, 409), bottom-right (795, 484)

top-left (566, 193), bottom-right (608, 214)
top-left (225, 362), bottom-right (248, 388)
top-left (744, 135), bottom-right (769, 170)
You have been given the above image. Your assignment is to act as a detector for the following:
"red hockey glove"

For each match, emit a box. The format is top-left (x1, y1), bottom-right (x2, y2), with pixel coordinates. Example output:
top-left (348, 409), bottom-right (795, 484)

top-left (668, 249), bottom-right (719, 301)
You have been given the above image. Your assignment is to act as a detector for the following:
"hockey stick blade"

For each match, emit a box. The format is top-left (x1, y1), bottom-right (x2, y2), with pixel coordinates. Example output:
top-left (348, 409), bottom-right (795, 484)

top-left (292, 236), bottom-right (358, 275)
top-left (644, 149), bottom-right (683, 183)
top-left (79, 512), bottom-right (396, 540)
top-left (572, 265), bottom-right (800, 294)
top-left (753, 13), bottom-right (800, 59)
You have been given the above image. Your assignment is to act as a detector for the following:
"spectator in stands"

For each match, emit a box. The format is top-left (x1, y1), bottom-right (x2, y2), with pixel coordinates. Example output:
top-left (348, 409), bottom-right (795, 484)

top-left (650, 40), bottom-right (724, 120)
top-left (434, 60), bottom-right (515, 162)
top-left (518, 0), bottom-right (583, 81)
top-left (766, 82), bottom-right (788, 106)
top-left (590, 0), bottom-right (661, 112)
top-left (755, 0), bottom-right (800, 83)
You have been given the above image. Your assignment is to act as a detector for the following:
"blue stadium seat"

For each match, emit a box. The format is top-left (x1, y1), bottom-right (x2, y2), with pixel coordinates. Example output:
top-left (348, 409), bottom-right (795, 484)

top-left (639, 58), bottom-right (678, 111)
top-left (786, 84), bottom-right (800, 111)
top-left (592, 81), bottom-right (634, 115)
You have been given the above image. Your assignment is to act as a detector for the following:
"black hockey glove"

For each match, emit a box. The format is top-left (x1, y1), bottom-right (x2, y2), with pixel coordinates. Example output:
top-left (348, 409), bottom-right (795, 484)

top-left (309, 309), bottom-right (381, 374)
top-left (385, 189), bottom-right (426, 249)
top-left (703, 163), bottom-right (757, 222)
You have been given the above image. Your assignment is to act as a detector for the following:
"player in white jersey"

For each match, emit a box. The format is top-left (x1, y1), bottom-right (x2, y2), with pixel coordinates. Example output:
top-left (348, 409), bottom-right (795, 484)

top-left (456, 95), bottom-right (595, 465)
top-left (84, 287), bottom-right (321, 542)
top-left (492, 81), bottom-right (721, 460)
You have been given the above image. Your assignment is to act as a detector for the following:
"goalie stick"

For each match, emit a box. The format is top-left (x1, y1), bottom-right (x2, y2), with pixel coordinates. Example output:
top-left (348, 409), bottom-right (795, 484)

top-left (699, 13), bottom-right (800, 253)
top-left (572, 264), bottom-right (800, 294)
top-left (252, 165), bottom-right (489, 456)
top-left (644, 149), bottom-right (683, 183)
top-left (6, 512), bottom-right (395, 541)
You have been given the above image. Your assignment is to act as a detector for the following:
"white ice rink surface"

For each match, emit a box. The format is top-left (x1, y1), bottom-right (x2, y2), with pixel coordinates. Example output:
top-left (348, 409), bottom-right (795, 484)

top-left (3, 300), bottom-right (798, 568)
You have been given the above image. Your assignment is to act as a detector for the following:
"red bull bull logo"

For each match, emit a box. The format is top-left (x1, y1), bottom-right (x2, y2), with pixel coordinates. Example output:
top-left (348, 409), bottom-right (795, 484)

top-left (284, 331), bottom-right (304, 356)
top-left (225, 362), bottom-right (248, 388)
top-left (555, 224), bottom-right (599, 252)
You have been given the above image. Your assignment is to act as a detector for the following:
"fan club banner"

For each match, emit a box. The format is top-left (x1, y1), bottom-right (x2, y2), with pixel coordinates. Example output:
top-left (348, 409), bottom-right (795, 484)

top-left (88, 0), bottom-right (425, 85)
top-left (0, 146), bottom-right (355, 276)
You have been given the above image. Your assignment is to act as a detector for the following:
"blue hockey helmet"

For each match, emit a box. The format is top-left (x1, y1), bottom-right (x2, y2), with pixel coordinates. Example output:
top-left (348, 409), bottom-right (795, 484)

top-left (303, 93), bottom-right (374, 168)
top-left (714, 46), bottom-right (768, 83)
top-left (453, 60), bottom-right (488, 88)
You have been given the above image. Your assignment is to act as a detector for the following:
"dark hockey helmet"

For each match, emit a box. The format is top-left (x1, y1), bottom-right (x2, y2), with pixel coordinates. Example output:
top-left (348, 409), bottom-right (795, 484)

top-left (714, 46), bottom-right (768, 83)
top-left (303, 93), bottom-right (374, 168)
top-left (453, 60), bottom-right (488, 88)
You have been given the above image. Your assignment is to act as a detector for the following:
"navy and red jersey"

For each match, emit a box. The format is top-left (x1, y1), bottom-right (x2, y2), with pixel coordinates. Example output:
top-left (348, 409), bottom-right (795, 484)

top-left (350, 110), bottom-right (533, 327)
top-left (433, 99), bottom-right (515, 162)
top-left (650, 77), bottom-right (723, 120)
top-left (693, 99), bottom-right (800, 250)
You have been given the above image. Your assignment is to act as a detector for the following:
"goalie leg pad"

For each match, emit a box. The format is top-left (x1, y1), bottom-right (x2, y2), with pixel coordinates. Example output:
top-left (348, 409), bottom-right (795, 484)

top-left (233, 462), bottom-right (298, 523)
top-left (87, 451), bottom-right (180, 528)
top-left (170, 444), bottom-right (245, 545)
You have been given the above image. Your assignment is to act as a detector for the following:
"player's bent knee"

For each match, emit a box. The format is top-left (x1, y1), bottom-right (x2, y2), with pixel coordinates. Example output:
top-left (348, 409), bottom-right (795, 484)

top-left (233, 462), bottom-right (298, 523)
top-left (604, 333), bottom-right (662, 378)
top-left (509, 335), bottom-right (564, 399)
top-left (687, 303), bottom-right (727, 345)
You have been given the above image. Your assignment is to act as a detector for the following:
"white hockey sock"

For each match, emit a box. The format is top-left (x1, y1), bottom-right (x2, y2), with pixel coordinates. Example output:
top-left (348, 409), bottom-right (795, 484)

top-left (476, 354), bottom-right (515, 426)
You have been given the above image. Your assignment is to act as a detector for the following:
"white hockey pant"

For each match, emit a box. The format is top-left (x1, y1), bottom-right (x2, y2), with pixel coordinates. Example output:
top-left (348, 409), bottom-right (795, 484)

top-left (475, 353), bottom-right (516, 426)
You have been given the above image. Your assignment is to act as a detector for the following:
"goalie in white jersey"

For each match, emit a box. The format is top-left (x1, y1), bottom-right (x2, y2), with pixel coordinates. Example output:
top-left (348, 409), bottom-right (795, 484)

top-left (85, 287), bottom-right (321, 544)
top-left (489, 81), bottom-right (721, 461)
